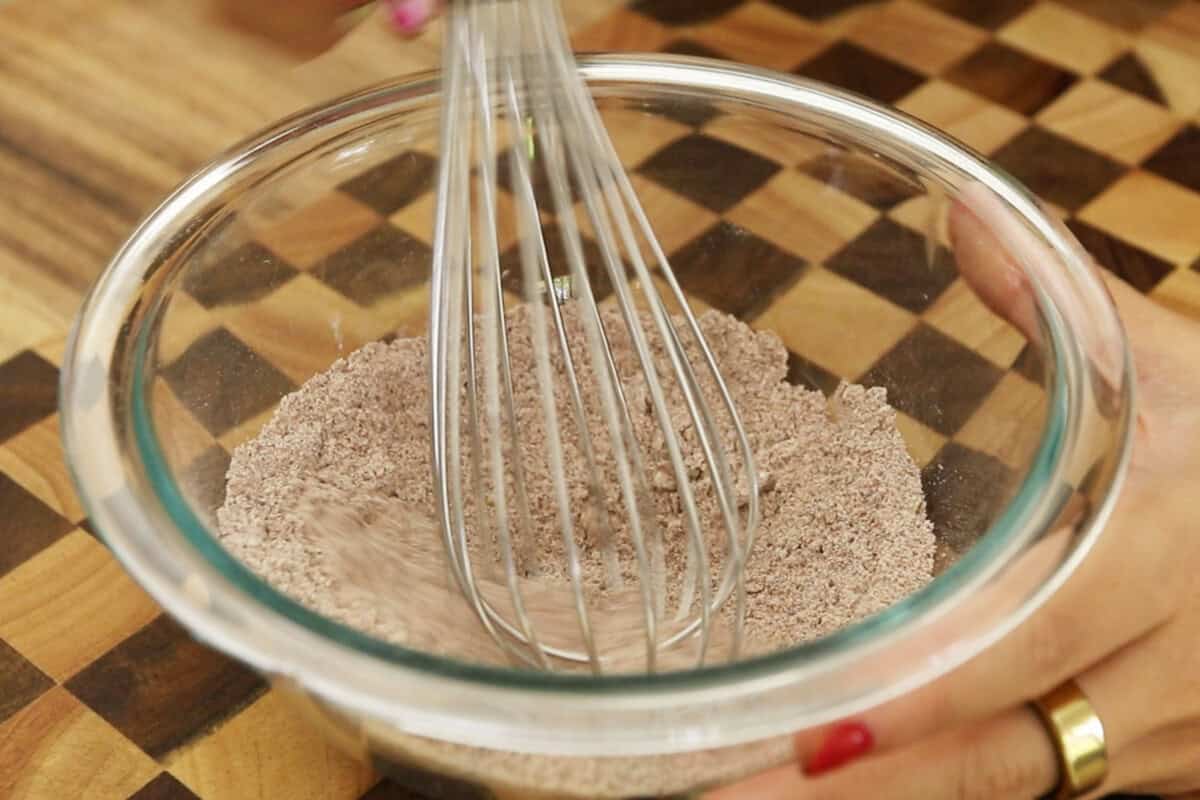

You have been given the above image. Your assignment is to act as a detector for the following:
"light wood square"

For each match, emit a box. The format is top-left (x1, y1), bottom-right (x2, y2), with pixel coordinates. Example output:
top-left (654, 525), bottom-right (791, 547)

top-left (999, 2), bottom-right (1130, 74)
top-left (0, 276), bottom-right (62, 365)
top-left (571, 8), bottom-right (673, 52)
top-left (223, 275), bottom-right (399, 386)
top-left (575, 174), bottom-right (719, 259)
top-left (217, 406), bottom-right (277, 454)
top-left (1150, 267), bottom-right (1200, 319)
top-left (726, 169), bottom-right (880, 264)
top-left (370, 283), bottom-right (433, 341)
top-left (753, 266), bottom-right (917, 379)
top-left (151, 380), bottom-right (222, 470)
top-left (0, 687), bottom-right (159, 799)
top-left (389, 190), bottom-right (437, 246)
top-left (0, 530), bottom-right (161, 682)
top-left (31, 335), bottom-right (68, 368)
top-left (888, 194), bottom-right (951, 247)
top-left (956, 371), bottom-right (1048, 468)
top-left (157, 292), bottom-right (222, 365)
top-left (818, 2), bottom-right (888, 38)
top-left (702, 115), bottom-right (829, 166)
top-left (0, 415), bottom-right (83, 523)
top-left (604, 109), bottom-right (693, 168)
top-left (167, 691), bottom-right (374, 800)
top-left (894, 410), bottom-right (947, 469)
top-left (1079, 171), bottom-right (1200, 265)
top-left (924, 279), bottom-right (1028, 368)
top-left (692, 2), bottom-right (832, 71)
top-left (848, 0), bottom-right (989, 75)
top-left (1037, 79), bottom-right (1184, 165)
top-left (896, 80), bottom-right (1029, 155)
top-left (1133, 40), bottom-right (1200, 117)
top-left (1145, 0), bottom-right (1200, 62)
top-left (252, 191), bottom-right (382, 271)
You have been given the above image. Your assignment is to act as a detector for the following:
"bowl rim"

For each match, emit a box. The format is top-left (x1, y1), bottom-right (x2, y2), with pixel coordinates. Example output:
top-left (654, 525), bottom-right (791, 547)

top-left (62, 53), bottom-right (1134, 753)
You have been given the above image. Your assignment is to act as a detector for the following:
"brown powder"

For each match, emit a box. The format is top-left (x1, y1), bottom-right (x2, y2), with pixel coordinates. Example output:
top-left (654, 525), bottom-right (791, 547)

top-left (219, 304), bottom-right (933, 663)
top-left (215, 304), bottom-right (935, 795)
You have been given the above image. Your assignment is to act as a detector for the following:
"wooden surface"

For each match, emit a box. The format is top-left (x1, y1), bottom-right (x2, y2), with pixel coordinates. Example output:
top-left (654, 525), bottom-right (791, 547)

top-left (2, 0), bottom-right (1200, 798)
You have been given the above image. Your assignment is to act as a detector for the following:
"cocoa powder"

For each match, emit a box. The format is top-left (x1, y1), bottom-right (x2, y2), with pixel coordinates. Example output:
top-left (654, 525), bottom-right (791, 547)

top-left (215, 304), bottom-right (935, 796)
top-left (218, 304), bottom-right (934, 665)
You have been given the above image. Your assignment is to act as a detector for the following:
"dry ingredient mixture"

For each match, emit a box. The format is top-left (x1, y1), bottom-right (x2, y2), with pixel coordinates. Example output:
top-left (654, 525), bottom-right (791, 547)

top-left (216, 304), bottom-right (936, 796)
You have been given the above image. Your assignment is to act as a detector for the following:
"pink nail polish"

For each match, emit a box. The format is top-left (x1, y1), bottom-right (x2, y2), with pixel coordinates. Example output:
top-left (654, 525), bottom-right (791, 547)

top-left (387, 0), bottom-right (433, 33)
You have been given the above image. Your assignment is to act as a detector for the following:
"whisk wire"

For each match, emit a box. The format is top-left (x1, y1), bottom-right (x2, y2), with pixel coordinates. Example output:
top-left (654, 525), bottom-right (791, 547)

top-left (429, 0), bottom-right (760, 673)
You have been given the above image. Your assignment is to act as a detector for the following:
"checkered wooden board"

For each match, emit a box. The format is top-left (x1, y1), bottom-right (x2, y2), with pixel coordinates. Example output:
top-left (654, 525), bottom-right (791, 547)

top-left (3, 0), bottom-right (1200, 797)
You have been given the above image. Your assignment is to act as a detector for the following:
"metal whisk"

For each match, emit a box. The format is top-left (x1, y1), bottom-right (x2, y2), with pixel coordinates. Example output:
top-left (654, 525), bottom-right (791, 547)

top-left (427, 0), bottom-right (759, 674)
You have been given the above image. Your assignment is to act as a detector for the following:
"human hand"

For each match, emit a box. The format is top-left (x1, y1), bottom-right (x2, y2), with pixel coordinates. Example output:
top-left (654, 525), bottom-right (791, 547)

top-left (209, 0), bottom-right (441, 56)
top-left (708, 190), bottom-right (1200, 799)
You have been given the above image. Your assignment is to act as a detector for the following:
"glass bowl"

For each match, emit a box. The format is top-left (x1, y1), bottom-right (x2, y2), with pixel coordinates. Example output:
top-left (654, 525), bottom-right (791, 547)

top-left (62, 55), bottom-right (1133, 798)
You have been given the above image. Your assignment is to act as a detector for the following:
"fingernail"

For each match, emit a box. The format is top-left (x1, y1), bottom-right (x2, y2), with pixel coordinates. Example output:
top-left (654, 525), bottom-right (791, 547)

top-left (803, 722), bottom-right (874, 776)
top-left (387, 0), bottom-right (433, 33)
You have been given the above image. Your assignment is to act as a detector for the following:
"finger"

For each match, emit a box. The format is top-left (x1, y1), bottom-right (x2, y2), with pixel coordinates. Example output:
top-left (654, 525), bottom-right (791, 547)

top-left (947, 195), bottom-right (1043, 346)
top-left (212, 0), bottom-right (374, 56)
top-left (1114, 719), bottom-right (1200, 797)
top-left (948, 184), bottom-right (1200, 414)
top-left (708, 708), bottom-right (1059, 800)
top-left (792, 487), bottom-right (1178, 767)
top-left (385, 0), bottom-right (442, 35)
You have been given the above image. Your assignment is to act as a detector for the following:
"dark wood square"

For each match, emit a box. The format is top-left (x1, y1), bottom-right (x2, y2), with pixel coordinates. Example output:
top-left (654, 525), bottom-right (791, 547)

top-left (339, 151), bottom-right (437, 216)
top-left (919, 0), bottom-right (1034, 29)
top-left (661, 38), bottom-right (729, 60)
top-left (631, 0), bottom-right (742, 25)
top-left (945, 41), bottom-right (1077, 116)
top-left (0, 351), bottom-right (59, 443)
top-left (991, 127), bottom-right (1126, 212)
top-left (657, 40), bottom-right (727, 126)
top-left (0, 472), bottom-right (75, 579)
top-left (79, 518), bottom-right (99, 540)
top-left (129, 773), bottom-right (202, 800)
top-left (312, 224), bottom-right (432, 306)
top-left (766, 0), bottom-right (880, 21)
top-left (826, 218), bottom-right (957, 313)
top-left (369, 757), bottom-right (491, 800)
top-left (921, 442), bottom-right (1015, 572)
top-left (183, 241), bottom-right (299, 309)
top-left (1143, 125), bottom-right (1200, 195)
top-left (799, 153), bottom-right (922, 209)
top-left (180, 445), bottom-right (233, 516)
top-left (1066, 219), bottom-right (1174, 292)
top-left (498, 222), bottom-right (618, 303)
top-left (65, 616), bottom-right (266, 759)
top-left (1011, 343), bottom-right (1047, 384)
top-left (786, 351), bottom-right (841, 394)
top-left (670, 221), bottom-right (809, 317)
top-left (1098, 53), bottom-right (1169, 106)
top-left (161, 327), bottom-right (297, 437)
top-left (795, 41), bottom-right (925, 106)
top-left (859, 323), bottom-right (1004, 435)
top-left (1052, 0), bottom-right (1184, 31)
top-left (637, 133), bottom-right (781, 213)
top-left (360, 778), bottom-right (438, 799)
top-left (0, 638), bottom-right (53, 725)
top-left (496, 139), bottom-right (584, 216)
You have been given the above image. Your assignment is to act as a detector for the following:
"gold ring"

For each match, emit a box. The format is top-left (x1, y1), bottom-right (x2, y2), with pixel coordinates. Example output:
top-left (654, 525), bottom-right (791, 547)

top-left (1031, 680), bottom-right (1108, 799)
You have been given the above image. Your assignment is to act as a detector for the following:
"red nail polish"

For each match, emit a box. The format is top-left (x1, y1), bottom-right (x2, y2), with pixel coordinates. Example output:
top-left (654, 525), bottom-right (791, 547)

top-left (804, 722), bottom-right (874, 776)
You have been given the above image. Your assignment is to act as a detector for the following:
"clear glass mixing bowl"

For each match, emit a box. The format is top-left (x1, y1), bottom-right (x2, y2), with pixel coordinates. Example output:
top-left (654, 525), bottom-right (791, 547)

top-left (62, 55), bottom-right (1133, 798)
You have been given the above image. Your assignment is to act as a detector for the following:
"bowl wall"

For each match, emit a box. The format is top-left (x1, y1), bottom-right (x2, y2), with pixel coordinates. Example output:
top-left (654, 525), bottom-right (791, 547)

top-left (63, 57), bottom-right (1132, 798)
